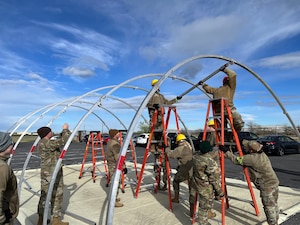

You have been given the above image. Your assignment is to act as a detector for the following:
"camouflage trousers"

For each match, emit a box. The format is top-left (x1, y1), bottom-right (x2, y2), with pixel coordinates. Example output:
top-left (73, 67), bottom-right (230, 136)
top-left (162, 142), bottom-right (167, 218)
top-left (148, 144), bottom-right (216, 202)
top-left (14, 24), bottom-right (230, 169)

top-left (189, 179), bottom-right (214, 225)
top-left (260, 186), bottom-right (279, 225)
top-left (108, 167), bottom-right (121, 198)
top-left (231, 108), bottom-right (244, 133)
top-left (173, 166), bottom-right (190, 192)
top-left (38, 168), bottom-right (64, 217)
top-left (148, 110), bottom-right (163, 131)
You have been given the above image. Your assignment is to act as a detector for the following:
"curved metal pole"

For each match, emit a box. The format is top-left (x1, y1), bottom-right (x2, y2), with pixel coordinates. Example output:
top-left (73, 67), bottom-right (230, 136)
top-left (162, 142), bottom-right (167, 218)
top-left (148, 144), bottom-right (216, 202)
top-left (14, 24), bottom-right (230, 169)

top-left (17, 103), bottom-right (110, 198)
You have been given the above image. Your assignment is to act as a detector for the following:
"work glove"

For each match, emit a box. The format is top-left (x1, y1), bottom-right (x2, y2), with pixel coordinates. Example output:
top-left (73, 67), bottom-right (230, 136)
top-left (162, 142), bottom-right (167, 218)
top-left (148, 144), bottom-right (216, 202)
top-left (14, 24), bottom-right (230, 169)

top-left (176, 96), bottom-right (182, 100)
top-left (215, 189), bottom-right (224, 200)
top-left (219, 145), bottom-right (228, 153)
top-left (153, 104), bottom-right (160, 109)
top-left (4, 209), bottom-right (12, 223)
top-left (198, 80), bottom-right (204, 85)
top-left (123, 168), bottom-right (128, 174)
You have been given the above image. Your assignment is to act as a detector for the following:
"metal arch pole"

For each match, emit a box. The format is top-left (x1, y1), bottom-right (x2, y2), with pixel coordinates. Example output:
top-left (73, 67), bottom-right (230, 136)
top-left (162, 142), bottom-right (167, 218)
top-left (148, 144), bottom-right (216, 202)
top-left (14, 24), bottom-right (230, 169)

top-left (105, 78), bottom-right (170, 225)
top-left (17, 103), bottom-right (110, 198)
top-left (104, 70), bottom-right (218, 225)
top-left (7, 97), bottom-right (77, 165)
top-left (231, 61), bottom-right (300, 139)
top-left (189, 54), bottom-right (300, 139)
top-left (7, 104), bottom-right (56, 134)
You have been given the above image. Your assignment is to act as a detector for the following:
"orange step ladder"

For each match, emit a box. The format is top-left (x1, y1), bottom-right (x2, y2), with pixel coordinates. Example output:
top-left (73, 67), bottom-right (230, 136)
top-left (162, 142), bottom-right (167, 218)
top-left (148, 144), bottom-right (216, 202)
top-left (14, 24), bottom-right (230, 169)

top-left (118, 130), bottom-right (138, 193)
top-left (79, 131), bottom-right (108, 183)
top-left (135, 106), bottom-right (180, 211)
top-left (192, 98), bottom-right (260, 224)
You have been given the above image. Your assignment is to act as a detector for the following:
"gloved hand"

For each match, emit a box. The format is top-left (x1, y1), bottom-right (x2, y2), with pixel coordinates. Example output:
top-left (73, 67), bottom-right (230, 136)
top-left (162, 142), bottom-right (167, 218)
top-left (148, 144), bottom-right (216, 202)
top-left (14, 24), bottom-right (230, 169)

top-left (153, 104), bottom-right (160, 109)
top-left (215, 189), bottom-right (224, 200)
top-left (123, 168), bottom-right (128, 174)
top-left (198, 80), bottom-right (204, 85)
top-left (4, 209), bottom-right (12, 223)
top-left (219, 145), bottom-right (228, 153)
top-left (176, 96), bottom-right (182, 100)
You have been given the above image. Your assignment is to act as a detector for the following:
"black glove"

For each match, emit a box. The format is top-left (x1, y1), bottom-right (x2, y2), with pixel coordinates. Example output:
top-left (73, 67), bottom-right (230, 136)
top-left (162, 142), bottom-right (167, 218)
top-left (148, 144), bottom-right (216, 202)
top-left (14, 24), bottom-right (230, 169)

top-left (153, 104), bottom-right (160, 109)
top-left (219, 145), bottom-right (228, 153)
top-left (4, 209), bottom-right (12, 223)
top-left (123, 168), bottom-right (128, 174)
top-left (198, 80), bottom-right (203, 85)
top-left (176, 96), bottom-right (182, 100)
top-left (215, 189), bottom-right (224, 200)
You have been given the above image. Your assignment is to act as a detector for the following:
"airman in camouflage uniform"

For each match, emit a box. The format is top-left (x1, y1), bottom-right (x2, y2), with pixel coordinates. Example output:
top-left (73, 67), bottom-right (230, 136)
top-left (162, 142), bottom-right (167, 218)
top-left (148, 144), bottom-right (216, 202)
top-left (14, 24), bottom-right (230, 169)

top-left (220, 140), bottom-right (279, 225)
top-left (165, 134), bottom-right (193, 203)
top-left (0, 132), bottom-right (19, 225)
top-left (189, 141), bottom-right (224, 225)
top-left (201, 68), bottom-right (244, 132)
top-left (147, 79), bottom-right (178, 131)
top-left (37, 123), bottom-right (71, 225)
top-left (105, 129), bottom-right (126, 207)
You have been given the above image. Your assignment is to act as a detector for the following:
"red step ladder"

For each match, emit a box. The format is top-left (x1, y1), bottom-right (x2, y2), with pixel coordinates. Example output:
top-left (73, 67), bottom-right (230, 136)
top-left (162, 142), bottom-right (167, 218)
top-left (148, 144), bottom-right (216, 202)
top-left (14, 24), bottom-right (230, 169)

top-left (135, 106), bottom-right (181, 211)
top-left (79, 131), bottom-right (108, 183)
top-left (192, 98), bottom-right (260, 224)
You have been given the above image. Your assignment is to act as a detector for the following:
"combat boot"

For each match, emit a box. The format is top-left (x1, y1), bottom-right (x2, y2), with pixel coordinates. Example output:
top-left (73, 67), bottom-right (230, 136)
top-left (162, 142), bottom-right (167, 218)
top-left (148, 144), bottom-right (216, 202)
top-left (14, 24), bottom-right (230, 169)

top-left (52, 217), bottom-right (69, 225)
top-left (172, 191), bottom-right (179, 203)
top-left (37, 215), bottom-right (43, 225)
top-left (207, 210), bottom-right (216, 219)
top-left (115, 201), bottom-right (124, 207)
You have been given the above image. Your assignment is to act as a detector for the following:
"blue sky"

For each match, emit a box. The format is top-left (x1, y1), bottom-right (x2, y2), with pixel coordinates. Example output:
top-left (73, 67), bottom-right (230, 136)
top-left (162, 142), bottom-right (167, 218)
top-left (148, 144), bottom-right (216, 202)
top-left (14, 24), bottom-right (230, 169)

top-left (1, 0), bottom-right (300, 133)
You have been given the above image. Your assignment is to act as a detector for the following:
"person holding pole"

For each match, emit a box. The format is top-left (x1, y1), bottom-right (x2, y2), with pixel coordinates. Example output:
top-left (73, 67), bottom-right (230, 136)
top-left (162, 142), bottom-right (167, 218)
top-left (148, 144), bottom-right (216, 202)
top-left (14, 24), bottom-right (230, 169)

top-left (200, 67), bottom-right (244, 132)
top-left (219, 140), bottom-right (279, 225)
top-left (36, 124), bottom-right (71, 225)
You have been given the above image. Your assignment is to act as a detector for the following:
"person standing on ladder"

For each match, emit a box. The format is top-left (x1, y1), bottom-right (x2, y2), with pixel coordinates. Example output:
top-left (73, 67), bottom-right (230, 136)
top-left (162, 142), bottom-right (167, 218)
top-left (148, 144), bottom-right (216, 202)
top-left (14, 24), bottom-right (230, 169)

top-left (219, 140), bottom-right (279, 225)
top-left (36, 123), bottom-right (71, 225)
top-left (105, 129), bottom-right (127, 207)
top-left (189, 140), bottom-right (224, 224)
top-left (200, 68), bottom-right (244, 132)
top-left (146, 79), bottom-right (180, 190)
top-left (165, 134), bottom-right (193, 203)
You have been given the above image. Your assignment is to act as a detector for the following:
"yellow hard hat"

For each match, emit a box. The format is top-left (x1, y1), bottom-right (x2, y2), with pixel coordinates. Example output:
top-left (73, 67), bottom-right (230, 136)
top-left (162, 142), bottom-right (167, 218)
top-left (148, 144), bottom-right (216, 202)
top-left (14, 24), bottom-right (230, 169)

top-left (151, 79), bottom-right (158, 86)
top-left (208, 119), bottom-right (214, 126)
top-left (176, 133), bottom-right (186, 142)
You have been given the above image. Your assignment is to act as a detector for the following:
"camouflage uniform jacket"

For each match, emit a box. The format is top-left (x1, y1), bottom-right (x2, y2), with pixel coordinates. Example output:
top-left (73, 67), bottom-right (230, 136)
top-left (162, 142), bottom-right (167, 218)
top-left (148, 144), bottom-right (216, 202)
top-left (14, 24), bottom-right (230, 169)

top-left (166, 140), bottom-right (193, 174)
top-left (225, 151), bottom-right (279, 190)
top-left (202, 69), bottom-right (236, 108)
top-left (166, 140), bottom-right (193, 165)
top-left (192, 152), bottom-right (222, 192)
top-left (147, 91), bottom-right (177, 112)
top-left (38, 129), bottom-right (71, 173)
top-left (106, 138), bottom-right (121, 170)
top-left (0, 156), bottom-right (19, 224)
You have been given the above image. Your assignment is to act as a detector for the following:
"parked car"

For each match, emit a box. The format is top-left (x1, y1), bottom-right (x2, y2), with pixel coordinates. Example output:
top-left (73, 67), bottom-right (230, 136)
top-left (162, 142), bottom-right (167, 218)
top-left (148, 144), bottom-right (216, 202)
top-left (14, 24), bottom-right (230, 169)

top-left (136, 133), bottom-right (150, 146)
top-left (257, 135), bottom-right (300, 156)
top-left (198, 130), bottom-right (260, 153)
top-left (238, 131), bottom-right (260, 142)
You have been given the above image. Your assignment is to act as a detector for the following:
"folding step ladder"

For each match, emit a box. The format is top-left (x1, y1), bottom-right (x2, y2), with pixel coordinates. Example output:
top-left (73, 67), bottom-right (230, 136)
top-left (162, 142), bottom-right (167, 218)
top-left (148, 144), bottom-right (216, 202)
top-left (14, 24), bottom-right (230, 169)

top-left (79, 131), bottom-right (107, 183)
top-left (192, 98), bottom-right (260, 224)
top-left (135, 105), bottom-right (180, 211)
top-left (118, 130), bottom-right (138, 193)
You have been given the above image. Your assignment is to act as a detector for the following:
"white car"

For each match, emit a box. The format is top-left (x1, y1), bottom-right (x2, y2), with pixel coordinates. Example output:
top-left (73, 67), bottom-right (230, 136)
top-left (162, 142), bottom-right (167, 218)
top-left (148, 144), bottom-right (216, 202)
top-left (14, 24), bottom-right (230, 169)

top-left (136, 133), bottom-right (149, 146)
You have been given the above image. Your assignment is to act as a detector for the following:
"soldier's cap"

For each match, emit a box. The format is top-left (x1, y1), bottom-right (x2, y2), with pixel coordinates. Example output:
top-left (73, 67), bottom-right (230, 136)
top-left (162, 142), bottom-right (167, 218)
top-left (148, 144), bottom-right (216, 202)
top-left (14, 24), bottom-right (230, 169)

top-left (199, 140), bottom-right (211, 154)
top-left (109, 129), bottom-right (119, 138)
top-left (242, 140), bottom-right (262, 152)
top-left (0, 132), bottom-right (13, 153)
top-left (37, 127), bottom-right (52, 139)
